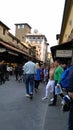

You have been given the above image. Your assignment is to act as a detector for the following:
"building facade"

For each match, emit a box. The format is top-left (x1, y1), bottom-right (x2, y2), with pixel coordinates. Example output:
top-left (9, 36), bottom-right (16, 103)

top-left (51, 0), bottom-right (73, 65)
top-left (15, 23), bottom-right (31, 42)
top-left (25, 32), bottom-right (48, 63)
top-left (15, 23), bottom-right (48, 63)
top-left (59, 0), bottom-right (73, 44)
top-left (0, 21), bottom-right (45, 64)
top-left (0, 21), bottom-right (32, 63)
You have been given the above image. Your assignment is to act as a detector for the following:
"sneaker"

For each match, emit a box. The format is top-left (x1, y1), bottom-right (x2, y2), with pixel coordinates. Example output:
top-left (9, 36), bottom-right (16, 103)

top-left (42, 97), bottom-right (48, 100)
top-left (49, 103), bottom-right (56, 106)
top-left (50, 98), bottom-right (54, 102)
top-left (30, 94), bottom-right (33, 100)
top-left (26, 94), bottom-right (30, 97)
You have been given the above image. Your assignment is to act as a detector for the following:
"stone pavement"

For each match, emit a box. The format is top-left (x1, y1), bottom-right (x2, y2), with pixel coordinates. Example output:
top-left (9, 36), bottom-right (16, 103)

top-left (0, 75), bottom-right (68, 130)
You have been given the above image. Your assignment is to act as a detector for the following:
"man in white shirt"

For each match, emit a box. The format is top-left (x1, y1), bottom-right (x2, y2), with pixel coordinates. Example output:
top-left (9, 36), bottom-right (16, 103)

top-left (23, 57), bottom-right (36, 99)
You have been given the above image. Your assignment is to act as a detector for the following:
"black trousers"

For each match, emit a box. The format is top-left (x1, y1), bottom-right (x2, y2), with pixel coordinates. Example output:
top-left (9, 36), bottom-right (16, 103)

top-left (0, 72), bottom-right (5, 84)
top-left (68, 103), bottom-right (73, 130)
top-left (34, 80), bottom-right (40, 89)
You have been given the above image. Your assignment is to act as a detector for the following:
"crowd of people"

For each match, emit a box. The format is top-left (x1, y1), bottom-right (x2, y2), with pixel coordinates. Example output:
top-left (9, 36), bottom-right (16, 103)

top-left (0, 61), bottom-right (24, 85)
top-left (23, 58), bottom-right (73, 130)
top-left (0, 61), bottom-right (15, 85)
top-left (0, 58), bottom-right (73, 130)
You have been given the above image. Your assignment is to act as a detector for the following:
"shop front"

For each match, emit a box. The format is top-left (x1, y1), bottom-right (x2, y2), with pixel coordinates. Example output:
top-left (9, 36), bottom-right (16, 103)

top-left (0, 41), bottom-right (30, 64)
top-left (50, 40), bottom-right (73, 65)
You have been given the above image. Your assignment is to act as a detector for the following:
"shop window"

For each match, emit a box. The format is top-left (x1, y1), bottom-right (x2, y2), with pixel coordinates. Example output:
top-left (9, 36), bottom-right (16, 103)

top-left (3, 28), bottom-right (5, 35)
top-left (22, 25), bottom-right (24, 28)
top-left (69, 20), bottom-right (72, 26)
top-left (18, 25), bottom-right (20, 29)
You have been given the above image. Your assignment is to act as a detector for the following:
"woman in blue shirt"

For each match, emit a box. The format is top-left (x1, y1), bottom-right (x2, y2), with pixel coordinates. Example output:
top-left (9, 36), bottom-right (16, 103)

top-left (34, 63), bottom-right (41, 93)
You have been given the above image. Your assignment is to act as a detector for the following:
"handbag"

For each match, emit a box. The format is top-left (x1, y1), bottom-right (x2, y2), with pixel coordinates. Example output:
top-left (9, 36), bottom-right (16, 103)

top-left (55, 84), bottom-right (63, 95)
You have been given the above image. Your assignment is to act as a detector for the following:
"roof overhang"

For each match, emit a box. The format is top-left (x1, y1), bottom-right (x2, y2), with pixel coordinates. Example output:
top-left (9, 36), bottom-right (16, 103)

top-left (0, 21), bottom-right (10, 30)
top-left (0, 40), bottom-right (31, 57)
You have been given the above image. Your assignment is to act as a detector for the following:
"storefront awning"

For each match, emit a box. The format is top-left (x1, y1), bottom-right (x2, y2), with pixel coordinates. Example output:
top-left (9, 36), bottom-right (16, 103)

top-left (0, 41), bottom-right (30, 57)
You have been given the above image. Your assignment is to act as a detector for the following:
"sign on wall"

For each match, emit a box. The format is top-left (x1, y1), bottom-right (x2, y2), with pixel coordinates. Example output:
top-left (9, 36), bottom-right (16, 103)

top-left (0, 48), bottom-right (6, 52)
top-left (56, 50), bottom-right (72, 57)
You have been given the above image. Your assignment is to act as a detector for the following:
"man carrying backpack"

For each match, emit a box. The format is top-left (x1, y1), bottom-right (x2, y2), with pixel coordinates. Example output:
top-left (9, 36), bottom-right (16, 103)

top-left (68, 90), bottom-right (73, 130)
top-left (60, 64), bottom-right (73, 130)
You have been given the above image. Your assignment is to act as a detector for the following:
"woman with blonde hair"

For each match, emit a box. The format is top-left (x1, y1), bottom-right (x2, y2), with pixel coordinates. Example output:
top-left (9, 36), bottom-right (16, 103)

top-left (34, 63), bottom-right (41, 93)
top-left (42, 62), bottom-right (55, 100)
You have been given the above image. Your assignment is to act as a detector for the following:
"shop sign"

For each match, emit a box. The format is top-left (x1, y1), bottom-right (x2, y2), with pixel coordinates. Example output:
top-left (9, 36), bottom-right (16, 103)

top-left (0, 48), bottom-right (6, 52)
top-left (56, 50), bottom-right (72, 57)
top-left (8, 51), bottom-right (18, 56)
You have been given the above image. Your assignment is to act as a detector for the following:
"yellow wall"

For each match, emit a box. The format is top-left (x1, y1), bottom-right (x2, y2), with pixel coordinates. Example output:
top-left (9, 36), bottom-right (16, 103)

top-left (62, 4), bottom-right (73, 43)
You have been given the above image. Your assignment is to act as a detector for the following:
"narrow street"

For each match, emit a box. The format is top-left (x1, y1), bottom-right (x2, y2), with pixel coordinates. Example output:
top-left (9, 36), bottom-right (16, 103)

top-left (0, 75), bottom-right (68, 130)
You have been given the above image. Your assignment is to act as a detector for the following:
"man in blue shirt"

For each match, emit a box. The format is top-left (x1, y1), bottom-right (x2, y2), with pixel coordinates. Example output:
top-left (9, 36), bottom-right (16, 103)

top-left (23, 57), bottom-right (36, 99)
top-left (66, 67), bottom-right (73, 130)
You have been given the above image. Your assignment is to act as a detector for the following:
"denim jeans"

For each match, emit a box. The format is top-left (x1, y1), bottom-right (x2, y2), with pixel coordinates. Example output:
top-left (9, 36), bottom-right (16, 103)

top-left (25, 74), bottom-right (34, 94)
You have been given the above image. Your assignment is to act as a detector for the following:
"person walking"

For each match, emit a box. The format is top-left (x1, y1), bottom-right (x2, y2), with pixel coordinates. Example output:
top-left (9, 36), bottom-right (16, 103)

top-left (0, 61), bottom-right (6, 84)
top-left (42, 62), bottom-right (55, 100)
top-left (18, 64), bottom-right (23, 82)
top-left (14, 64), bottom-right (19, 81)
top-left (40, 65), bottom-right (44, 82)
top-left (43, 65), bottom-right (49, 84)
top-left (23, 57), bottom-right (36, 99)
top-left (49, 59), bottom-right (64, 106)
top-left (34, 63), bottom-right (41, 93)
